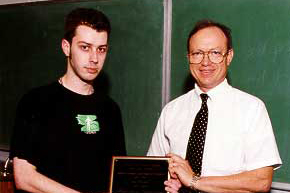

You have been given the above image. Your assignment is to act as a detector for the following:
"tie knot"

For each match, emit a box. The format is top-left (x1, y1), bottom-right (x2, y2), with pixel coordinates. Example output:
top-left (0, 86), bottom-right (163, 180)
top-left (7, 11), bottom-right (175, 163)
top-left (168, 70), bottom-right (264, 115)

top-left (200, 93), bottom-right (208, 103)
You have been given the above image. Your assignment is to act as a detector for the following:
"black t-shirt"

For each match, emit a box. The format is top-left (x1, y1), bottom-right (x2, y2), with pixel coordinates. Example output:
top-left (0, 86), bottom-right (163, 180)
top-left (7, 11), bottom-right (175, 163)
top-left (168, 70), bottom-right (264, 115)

top-left (10, 82), bottom-right (126, 192)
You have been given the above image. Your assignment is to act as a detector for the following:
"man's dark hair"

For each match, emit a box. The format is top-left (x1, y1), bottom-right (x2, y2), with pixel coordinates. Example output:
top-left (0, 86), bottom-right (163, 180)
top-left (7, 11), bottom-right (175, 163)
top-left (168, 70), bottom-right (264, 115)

top-left (64, 8), bottom-right (111, 43)
top-left (187, 19), bottom-right (232, 52)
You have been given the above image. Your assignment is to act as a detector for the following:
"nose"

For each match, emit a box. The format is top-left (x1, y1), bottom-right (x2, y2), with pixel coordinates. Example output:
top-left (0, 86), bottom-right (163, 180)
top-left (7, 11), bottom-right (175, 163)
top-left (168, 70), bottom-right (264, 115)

top-left (89, 50), bottom-right (98, 64)
top-left (201, 52), bottom-right (210, 66)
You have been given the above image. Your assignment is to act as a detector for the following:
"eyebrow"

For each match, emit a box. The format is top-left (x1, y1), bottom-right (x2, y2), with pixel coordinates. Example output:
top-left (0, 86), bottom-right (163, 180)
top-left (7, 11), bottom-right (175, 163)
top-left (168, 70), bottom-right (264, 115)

top-left (78, 41), bottom-right (108, 47)
top-left (191, 48), bottom-right (224, 52)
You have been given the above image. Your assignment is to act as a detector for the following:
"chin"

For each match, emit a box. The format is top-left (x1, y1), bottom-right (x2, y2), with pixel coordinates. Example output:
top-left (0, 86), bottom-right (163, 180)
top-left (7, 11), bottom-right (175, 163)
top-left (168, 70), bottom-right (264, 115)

top-left (86, 73), bottom-right (99, 80)
top-left (81, 77), bottom-right (96, 84)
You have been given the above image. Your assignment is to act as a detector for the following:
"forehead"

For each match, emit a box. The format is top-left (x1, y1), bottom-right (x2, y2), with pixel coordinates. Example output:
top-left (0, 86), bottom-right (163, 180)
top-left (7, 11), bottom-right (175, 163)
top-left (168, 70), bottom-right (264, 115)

top-left (73, 25), bottom-right (108, 45)
top-left (189, 26), bottom-right (227, 50)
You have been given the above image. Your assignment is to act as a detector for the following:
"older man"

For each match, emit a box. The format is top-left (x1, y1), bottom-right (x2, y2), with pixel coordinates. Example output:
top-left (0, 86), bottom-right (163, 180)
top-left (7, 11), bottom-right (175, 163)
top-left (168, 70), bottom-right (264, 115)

top-left (148, 20), bottom-right (281, 193)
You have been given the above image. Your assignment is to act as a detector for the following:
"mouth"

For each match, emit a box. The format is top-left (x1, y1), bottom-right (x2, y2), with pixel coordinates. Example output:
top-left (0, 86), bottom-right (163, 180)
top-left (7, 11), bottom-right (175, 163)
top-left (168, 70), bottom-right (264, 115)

top-left (85, 67), bottom-right (99, 74)
top-left (200, 69), bottom-right (214, 76)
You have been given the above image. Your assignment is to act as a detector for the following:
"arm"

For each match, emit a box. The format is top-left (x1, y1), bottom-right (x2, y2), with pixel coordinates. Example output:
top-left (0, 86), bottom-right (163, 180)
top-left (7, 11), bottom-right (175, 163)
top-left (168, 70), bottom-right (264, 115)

top-left (147, 109), bottom-right (170, 156)
top-left (195, 167), bottom-right (273, 193)
top-left (168, 153), bottom-right (274, 193)
top-left (13, 157), bottom-right (80, 193)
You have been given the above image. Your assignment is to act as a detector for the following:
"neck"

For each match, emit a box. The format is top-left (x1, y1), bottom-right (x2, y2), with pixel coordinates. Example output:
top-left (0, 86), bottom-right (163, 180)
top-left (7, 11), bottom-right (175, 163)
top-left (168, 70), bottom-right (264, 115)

top-left (59, 75), bottom-right (94, 95)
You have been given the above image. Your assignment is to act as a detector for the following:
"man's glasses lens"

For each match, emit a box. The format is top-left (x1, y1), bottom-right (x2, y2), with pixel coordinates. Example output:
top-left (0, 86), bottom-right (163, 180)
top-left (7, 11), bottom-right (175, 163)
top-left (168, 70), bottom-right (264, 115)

top-left (189, 51), bottom-right (227, 64)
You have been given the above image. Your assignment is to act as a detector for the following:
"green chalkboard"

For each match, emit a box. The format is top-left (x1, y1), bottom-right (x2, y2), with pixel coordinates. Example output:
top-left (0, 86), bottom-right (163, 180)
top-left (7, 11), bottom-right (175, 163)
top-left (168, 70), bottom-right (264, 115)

top-left (171, 0), bottom-right (290, 183)
top-left (0, 0), bottom-right (164, 155)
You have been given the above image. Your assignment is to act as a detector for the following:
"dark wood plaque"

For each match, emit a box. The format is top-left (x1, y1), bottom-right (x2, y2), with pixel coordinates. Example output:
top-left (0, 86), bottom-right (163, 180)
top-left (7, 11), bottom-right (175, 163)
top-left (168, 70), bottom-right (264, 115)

top-left (109, 156), bottom-right (169, 193)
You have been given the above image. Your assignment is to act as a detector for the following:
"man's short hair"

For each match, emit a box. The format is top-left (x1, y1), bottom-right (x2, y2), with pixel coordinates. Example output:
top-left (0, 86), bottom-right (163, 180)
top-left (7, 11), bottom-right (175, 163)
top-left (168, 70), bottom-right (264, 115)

top-left (64, 8), bottom-right (111, 43)
top-left (187, 19), bottom-right (232, 52)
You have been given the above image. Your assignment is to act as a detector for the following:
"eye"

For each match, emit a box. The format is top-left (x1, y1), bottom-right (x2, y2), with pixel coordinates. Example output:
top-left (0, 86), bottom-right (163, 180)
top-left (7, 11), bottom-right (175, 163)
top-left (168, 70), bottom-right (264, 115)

top-left (80, 45), bottom-right (89, 51)
top-left (210, 50), bottom-right (222, 56)
top-left (191, 51), bottom-right (203, 56)
top-left (97, 47), bottom-right (107, 54)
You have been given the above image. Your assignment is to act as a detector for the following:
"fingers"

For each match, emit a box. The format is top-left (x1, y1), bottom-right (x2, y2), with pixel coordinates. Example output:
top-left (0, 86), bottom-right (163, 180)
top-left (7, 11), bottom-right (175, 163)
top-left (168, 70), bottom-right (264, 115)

top-left (168, 157), bottom-right (189, 173)
top-left (168, 164), bottom-right (178, 179)
top-left (167, 153), bottom-right (183, 161)
top-left (167, 153), bottom-right (197, 188)
top-left (169, 178), bottom-right (182, 188)
top-left (168, 153), bottom-right (190, 180)
top-left (167, 156), bottom-right (195, 187)
top-left (13, 157), bottom-right (37, 170)
top-left (168, 154), bottom-right (188, 166)
top-left (164, 179), bottom-right (182, 193)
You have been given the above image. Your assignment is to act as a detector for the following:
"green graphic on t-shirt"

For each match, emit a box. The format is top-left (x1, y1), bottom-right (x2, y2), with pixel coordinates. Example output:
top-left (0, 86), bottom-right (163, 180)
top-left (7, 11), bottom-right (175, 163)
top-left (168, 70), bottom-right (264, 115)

top-left (76, 115), bottom-right (100, 134)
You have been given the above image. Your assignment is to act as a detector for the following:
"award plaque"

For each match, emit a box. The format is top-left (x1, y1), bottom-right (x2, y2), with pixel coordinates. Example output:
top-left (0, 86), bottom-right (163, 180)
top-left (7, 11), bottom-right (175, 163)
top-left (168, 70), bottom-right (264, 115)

top-left (109, 156), bottom-right (169, 193)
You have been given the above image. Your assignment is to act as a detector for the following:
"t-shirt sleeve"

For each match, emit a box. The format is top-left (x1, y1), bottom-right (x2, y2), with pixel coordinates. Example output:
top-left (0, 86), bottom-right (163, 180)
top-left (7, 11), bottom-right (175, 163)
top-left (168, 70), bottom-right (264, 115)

top-left (245, 101), bottom-right (282, 171)
top-left (9, 93), bottom-right (40, 167)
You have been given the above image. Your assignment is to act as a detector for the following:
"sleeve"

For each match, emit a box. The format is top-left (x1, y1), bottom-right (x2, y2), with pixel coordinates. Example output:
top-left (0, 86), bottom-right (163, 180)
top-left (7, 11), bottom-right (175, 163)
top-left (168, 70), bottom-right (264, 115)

top-left (9, 93), bottom-right (40, 167)
top-left (147, 106), bottom-right (170, 156)
top-left (245, 101), bottom-right (282, 171)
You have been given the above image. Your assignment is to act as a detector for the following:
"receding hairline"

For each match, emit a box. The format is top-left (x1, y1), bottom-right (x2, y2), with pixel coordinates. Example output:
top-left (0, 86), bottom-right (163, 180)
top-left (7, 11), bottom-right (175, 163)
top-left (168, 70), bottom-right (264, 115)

top-left (188, 26), bottom-right (230, 51)
top-left (187, 20), bottom-right (233, 52)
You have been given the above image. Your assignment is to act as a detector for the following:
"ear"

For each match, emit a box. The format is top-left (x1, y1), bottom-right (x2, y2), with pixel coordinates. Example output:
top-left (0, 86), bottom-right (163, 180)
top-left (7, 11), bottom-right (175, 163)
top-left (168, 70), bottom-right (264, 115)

top-left (226, 49), bottom-right (234, 66)
top-left (61, 39), bottom-right (71, 57)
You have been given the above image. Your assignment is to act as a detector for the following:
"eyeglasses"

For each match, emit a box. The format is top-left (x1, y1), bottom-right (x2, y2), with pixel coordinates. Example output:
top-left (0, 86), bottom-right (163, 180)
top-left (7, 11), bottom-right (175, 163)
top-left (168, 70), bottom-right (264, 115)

top-left (188, 50), bottom-right (229, 64)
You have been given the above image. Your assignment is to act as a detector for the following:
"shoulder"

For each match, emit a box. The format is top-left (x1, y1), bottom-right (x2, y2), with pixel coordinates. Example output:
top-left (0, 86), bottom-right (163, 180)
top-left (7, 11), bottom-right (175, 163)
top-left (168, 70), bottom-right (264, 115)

top-left (23, 82), bottom-right (59, 98)
top-left (18, 82), bottom-right (61, 108)
top-left (162, 89), bottom-right (195, 113)
top-left (230, 86), bottom-right (266, 109)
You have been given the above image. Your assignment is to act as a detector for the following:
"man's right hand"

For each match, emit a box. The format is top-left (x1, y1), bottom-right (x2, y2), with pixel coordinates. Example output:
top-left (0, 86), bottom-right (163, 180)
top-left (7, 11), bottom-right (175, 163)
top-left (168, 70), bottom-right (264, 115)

top-left (167, 153), bottom-right (195, 187)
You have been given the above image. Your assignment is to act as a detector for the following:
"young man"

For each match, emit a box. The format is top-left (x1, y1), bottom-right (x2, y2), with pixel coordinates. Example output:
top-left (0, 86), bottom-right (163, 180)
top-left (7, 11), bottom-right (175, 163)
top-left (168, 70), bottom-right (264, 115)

top-left (148, 20), bottom-right (282, 193)
top-left (10, 8), bottom-right (126, 193)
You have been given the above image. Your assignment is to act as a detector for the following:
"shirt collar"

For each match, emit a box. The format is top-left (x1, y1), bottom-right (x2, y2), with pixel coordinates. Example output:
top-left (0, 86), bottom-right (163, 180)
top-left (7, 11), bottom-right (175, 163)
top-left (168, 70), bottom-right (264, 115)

top-left (194, 79), bottom-right (230, 101)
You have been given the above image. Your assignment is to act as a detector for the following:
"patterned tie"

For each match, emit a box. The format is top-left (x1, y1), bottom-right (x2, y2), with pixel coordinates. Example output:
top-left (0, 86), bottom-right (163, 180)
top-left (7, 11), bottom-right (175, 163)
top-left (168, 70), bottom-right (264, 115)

top-left (182, 93), bottom-right (209, 193)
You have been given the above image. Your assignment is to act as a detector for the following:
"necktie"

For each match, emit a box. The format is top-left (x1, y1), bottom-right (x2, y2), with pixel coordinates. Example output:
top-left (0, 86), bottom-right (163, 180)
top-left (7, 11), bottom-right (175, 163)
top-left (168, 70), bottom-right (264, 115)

top-left (181, 93), bottom-right (209, 193)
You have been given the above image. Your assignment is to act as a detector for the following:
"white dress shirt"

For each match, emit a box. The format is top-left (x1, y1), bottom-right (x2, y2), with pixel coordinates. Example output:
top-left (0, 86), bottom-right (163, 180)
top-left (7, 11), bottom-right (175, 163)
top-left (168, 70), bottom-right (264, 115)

top-left (147, 79), bottom-right (282, 176)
